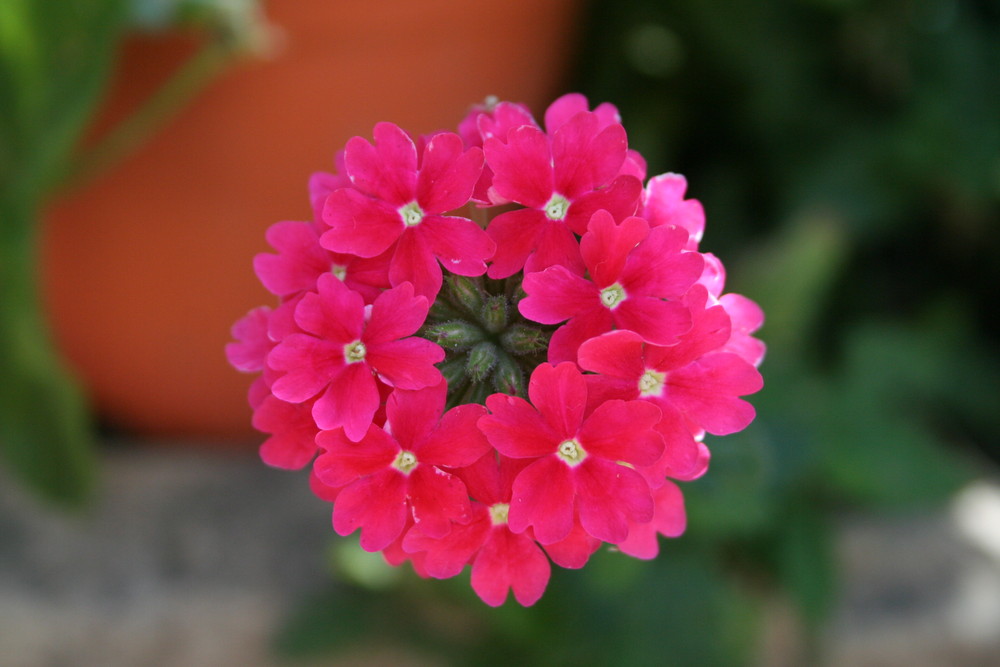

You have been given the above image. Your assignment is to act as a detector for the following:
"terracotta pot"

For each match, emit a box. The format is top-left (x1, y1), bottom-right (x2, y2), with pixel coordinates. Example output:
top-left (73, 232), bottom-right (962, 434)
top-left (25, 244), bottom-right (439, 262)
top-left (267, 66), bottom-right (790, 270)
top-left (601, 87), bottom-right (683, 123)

top-left (42, 0), bottom-right (582, 440)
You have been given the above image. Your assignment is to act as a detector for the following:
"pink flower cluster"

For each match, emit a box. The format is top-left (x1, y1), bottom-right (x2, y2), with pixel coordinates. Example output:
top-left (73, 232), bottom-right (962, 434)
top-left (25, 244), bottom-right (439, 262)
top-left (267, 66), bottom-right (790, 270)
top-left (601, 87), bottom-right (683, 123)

top-left (227, 94), bottom-right (764, 607)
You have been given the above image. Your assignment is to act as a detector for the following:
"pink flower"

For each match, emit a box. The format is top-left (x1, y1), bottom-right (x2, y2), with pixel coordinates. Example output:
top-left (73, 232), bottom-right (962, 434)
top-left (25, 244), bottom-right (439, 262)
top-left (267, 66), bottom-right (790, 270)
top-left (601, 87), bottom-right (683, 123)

top-left (478, 362), bottom-right (663, 544)
top-left (403, 453), bottom-right (553, 607)
top-left (577, 319), bottom-right (763, 439)
top-left (267, 274), bottom-right (443, 441)
top-left (615, 481), bottom-right (687, 560)
top-left (458, 98), bottom-right (539, 204)
top-left (483, 110), bottom-right (642, 278)
top-left (641, 172), bottom-right (706, 249)
top-left (719, 293), bottom-right (767, 367)
top-left (227, 93), bottom-right (765, 607)
top-left (518, 210), bottom-right (702, 363)
top-left (252, 394), bottom-right (319, 470)
top-left (225, 306), bottom-right (273, 373)
top-left (254, 220), bottom-right (390, 304)
top-left (313, 382), bottom-right (490, 552)
top-left (320, 123), bottom-right (494, 299)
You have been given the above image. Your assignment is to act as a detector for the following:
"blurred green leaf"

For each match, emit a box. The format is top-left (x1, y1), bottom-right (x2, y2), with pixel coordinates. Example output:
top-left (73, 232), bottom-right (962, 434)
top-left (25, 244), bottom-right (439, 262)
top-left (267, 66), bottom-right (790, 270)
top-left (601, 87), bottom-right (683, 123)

top-left (773, 505), bottom-right (835, 633)
top-left (1, 0), bottom-right (128, 506)
top-left (737, 213), bottom-right (849, 362)
top-left (817, 321), bottom-right (974, 507)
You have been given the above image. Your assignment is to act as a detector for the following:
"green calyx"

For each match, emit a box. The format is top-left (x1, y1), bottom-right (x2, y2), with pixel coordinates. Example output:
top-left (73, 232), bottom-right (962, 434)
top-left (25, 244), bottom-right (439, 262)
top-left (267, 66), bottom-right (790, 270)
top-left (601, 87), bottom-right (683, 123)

top-left (421, 275), bottom-right (554, 407)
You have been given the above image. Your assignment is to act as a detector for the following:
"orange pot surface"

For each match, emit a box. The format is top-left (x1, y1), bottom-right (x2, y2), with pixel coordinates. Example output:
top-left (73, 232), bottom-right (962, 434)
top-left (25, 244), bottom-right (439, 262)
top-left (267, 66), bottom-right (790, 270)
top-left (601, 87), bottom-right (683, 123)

top-left (42, 0), bottom-right (581, 440)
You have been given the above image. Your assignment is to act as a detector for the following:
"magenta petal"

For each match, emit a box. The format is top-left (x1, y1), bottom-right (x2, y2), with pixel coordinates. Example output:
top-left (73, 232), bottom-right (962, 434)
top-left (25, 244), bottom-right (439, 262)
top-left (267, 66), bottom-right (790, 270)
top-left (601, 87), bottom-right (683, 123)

top-left (332, 470), bottom-right (408, 552)
top-left (543, 92), bottom-right (590, 133)
top-left (620, 226), bottom-right (703, 297)
top-left (268, 334), bottom-right (343, 403)
top-left (668, 353), bottom-right (763, 435)
top-left (344, 122), bottom-right (417, 203)
top-left (643, 173), bottom-right (705, 244)
top-left (577, 330), bottom-right (646, 380)
top-left (575, 458), bottom-right (653, 543)
top-left (484, 126), bottom-right (553, 207)
top-left (653, 404), bottom-right (709, 482)
top-left (254, 221), bottom-right (329, 296)
top-left (389, 228), bottom-right (442, 300)
top-left (485, 208), bottom-right (546, 279)
top-left (471, 529), bottom-right (550, 607)
top-left (253, 395), bottom-right (318, 470)
top-left (579, 399), bottom-right (663, 465)
top-left (542, 521), bottom-right (601, 569)
top-left (385, 382), bottom-right (446, 451)
top-left (479, 393), bottom-right (558, 458)
top-left (527, 362), bottom-right (587, 438)
top-left (613, 296), bottom-right (693, 346)
top-left (227, 306), bottom-right (273, 372)
top-left (366, 337), bottom-right (444, 390)
top-left (617, 480), bottom-right (687, 559)
top-left (364, 282), bottom-right (429, 343)
top-left (565, 175), bottom-right (643, 235)
top-left (418, 403), bottom-right (491, 468)
top-left (312, 362), bottom-right (380, 439)
top-left (580, 212), bottom-right (649, 287)
top-left (404, 509), bottom-right (491, 579)
top-left (314, 424), bottom-right (397, 487)
top-left (321, 187), bottom-right (404, 257)
top-left (408, 465), bottom-right (471, 538)
top-left (546, 309), bottom-right (613, 365)
top-left (508, 456), bottom-right (575, 544)
top-left (416, 133), bottom-right (484, 213)
top-left (419, 215), bottom-right (496, 277)
top-left (522, 218), bottom-right (586, 277)
top-left (552, 114), bottom-right (627, 196)
top-left (519, 265), bottom-right (597, 325)
top-left (295, 274), bottom-right (365, 341)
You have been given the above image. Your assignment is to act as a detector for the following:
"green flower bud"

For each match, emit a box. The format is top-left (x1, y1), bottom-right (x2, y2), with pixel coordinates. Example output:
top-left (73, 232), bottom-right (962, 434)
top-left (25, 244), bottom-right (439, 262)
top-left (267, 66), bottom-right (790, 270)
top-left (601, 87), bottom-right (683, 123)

top-left (444, 275), bottom-right (484, 316)
top-left (479, 295), bottom-right (509, 333)
top-left (437, 355), bottom-right (468, 388)
top-left (500, 324), bottom-right (548, 356)
top-left (491, 352), bottom-right (526, 397)
top-left (465, 341), bottom-right (499, 383)
top-left (428, 297), bottom-right (464, 322)
top-left (423, 320), bottom-right (485, 351)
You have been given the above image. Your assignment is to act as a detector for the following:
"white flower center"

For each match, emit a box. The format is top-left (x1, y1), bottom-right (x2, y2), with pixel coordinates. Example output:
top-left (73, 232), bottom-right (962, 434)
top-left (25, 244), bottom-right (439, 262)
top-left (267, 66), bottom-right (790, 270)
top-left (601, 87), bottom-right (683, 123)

top-left (489, 502), bottom-right (510, 526)
top-left (344, 340), bottom-right (367, 364)
top-left (544, 193), bottom-right (570, 221)
top-left (599, 283), bottom-right (627, 310)
top-left (399, 201), bottom-right (425, 227)
top-left (556, 439), bottom-right (587, 466)
top-left (638, 369), bottom-right (666, 397)
top-left (393, 450), bottom-right (418, 474)
top-left (330, 264), bottom-right (347, 281)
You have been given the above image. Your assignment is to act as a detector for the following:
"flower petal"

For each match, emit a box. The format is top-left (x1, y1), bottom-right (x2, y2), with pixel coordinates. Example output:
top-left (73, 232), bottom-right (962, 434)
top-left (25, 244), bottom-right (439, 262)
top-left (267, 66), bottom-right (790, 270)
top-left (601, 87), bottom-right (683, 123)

top-left (344, 122), bottom-right (417, 203)
top-left (366, 337), bottom-right (444, 390)
top-left (508, 456), bottom-right (575, 544)
top-left (479, 393), bottom-right (558, 458)
top-left (332, 470), bottom-right (408, 552)
top-left (416, 133), bottom-right (484, 213)
top-left (471, 528), bottom-right (550, 607)
top-left (527, 362), bottom-right (588, 437)
top-left (321, 187), bottom-right (404, 257)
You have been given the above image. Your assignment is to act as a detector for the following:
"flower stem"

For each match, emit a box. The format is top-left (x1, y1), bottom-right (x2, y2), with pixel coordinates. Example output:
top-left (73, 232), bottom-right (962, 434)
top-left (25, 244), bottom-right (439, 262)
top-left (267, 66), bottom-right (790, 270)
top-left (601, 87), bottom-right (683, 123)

top-left (58, 34), bottom-right (238, 192)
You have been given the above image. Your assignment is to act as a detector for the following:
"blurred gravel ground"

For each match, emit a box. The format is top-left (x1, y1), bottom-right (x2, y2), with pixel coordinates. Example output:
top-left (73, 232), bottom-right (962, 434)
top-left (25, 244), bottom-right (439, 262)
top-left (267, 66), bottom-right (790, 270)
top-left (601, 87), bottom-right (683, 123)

top-left (1, 443), bottom-right (998, 667)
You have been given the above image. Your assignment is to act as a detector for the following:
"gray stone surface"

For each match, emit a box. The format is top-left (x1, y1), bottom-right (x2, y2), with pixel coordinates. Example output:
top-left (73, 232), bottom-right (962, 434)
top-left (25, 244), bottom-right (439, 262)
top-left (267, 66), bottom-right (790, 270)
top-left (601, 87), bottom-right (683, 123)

top-left (0, 443), bottom-right (330, 667)
top-left (2, 443), bottom-right (999, 666)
